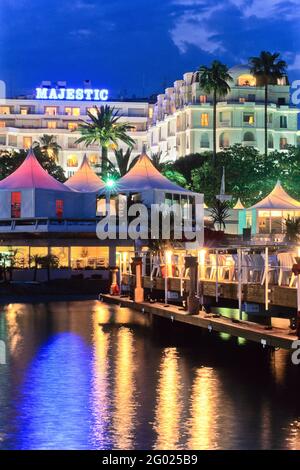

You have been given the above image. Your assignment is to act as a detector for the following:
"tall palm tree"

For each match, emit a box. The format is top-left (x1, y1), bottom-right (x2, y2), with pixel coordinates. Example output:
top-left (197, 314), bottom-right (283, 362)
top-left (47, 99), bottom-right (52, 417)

top-left (194, 61), bottom-right (232, 165)
top-left (76, 105), bottom-right (135, 176)
top-left (33, 134), bottom-right (61, 162)
top-left (249, 51), bottom-right (287, 158)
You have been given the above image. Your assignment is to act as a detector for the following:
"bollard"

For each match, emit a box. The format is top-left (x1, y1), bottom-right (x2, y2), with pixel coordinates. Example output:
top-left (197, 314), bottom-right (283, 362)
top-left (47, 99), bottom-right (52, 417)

top-left (292, 264), bottom-right (300, 338)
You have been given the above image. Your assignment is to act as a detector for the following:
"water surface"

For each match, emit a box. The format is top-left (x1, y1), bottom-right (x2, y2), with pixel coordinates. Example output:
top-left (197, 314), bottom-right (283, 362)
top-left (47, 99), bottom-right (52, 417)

top-left (0, 300), bottom-right (300, 450)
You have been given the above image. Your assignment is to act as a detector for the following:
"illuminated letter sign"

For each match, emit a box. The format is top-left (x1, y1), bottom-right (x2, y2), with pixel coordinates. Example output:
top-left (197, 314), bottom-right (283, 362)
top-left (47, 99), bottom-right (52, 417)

top-left (35, 87), bottom-right (109, 101)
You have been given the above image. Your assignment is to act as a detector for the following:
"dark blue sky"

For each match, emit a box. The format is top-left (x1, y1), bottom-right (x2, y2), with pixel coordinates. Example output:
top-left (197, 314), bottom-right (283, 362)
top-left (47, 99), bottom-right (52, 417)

top-left (0, 0), bottom-right (299, 98)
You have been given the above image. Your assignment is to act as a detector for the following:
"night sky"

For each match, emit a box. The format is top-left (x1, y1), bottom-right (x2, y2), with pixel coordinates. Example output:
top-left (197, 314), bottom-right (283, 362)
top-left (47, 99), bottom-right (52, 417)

top-left (0, 0), bottom-right (299, 99)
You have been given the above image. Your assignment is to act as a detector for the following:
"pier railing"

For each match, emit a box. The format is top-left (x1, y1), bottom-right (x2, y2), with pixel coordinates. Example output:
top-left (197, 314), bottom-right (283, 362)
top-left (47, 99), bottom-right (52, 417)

top-left (117, 246), bottom-right (300, 316)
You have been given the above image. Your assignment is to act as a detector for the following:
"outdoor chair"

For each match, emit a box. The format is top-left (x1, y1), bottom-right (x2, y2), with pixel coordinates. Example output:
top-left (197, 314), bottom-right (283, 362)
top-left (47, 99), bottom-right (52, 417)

top-left (260, 254), bottom-right (279, 285)
top-left (277, 252), bottom-right (297, 287)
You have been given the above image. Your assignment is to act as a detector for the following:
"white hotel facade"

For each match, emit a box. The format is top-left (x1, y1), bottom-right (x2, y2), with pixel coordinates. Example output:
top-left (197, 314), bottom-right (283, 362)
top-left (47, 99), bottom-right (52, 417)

top-left (0, 81), bottom-right (151, 176)
top-left (148, 65), bottom-right (300, 160)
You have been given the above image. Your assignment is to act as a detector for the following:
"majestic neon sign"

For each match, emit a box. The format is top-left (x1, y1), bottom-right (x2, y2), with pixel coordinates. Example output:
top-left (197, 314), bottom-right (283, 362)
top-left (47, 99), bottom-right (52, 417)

top-left (35, 87), bottom-right (109, 101)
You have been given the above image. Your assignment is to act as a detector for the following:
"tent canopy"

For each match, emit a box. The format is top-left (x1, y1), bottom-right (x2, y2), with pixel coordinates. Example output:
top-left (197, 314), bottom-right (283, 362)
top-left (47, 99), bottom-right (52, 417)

top-left (0, 148), bottom-right (71, 191)
top-left (115, 153), bottom-right (193, 194)
top-left (250, 181), bottom-right (300, 210)
top-left (65, 154), bottom-right (105, 192)
top-left (233, 198), bottom-right (245, 210)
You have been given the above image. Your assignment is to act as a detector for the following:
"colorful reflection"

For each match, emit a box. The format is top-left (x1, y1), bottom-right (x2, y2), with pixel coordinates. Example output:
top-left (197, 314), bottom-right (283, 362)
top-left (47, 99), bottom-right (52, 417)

top-left (112, 327), bottom-right (137, 450)
top-left (89, 308), bottom-right (111, 449)
top-left (186, 367), bottom-right (220, 450)
top-left (15, 333), bottom-right (91, 450)
top-left (153, 348), bottom-right (183, 450)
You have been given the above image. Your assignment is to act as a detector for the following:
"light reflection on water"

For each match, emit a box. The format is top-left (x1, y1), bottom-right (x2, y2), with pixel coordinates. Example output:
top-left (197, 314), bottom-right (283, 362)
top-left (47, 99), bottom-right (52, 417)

top-left (1, 300), bottom-right (300, 450)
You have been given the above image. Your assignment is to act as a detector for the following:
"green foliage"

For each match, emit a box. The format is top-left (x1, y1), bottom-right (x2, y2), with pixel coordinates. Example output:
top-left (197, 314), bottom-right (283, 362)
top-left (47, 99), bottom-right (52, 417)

top-left (0, 148), bottom-right (66, 182)
top-left (76, 105), bottom-right (135, 175)
top-left (284, 216), bottom-right (300, 243)
top-left (33, 134), bottom-right (62, 162)
top-left (163, 169), bottom-right (187, 187)
top-left (249, 51), bottom-right (287, 86)
top-left (190, 145), bottom-right (300, 207)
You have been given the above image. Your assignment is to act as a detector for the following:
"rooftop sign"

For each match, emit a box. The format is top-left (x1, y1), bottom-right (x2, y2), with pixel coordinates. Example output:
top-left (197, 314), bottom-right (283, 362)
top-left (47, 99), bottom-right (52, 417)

top-left (35, 87), bottom-right (109, 101)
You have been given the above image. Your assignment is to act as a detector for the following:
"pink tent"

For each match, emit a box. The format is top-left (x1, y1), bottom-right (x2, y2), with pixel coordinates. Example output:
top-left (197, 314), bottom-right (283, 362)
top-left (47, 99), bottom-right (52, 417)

top-left (0, 148), bottom-right (71, 191)
top-left (65, 155), bottom-right (105, 192)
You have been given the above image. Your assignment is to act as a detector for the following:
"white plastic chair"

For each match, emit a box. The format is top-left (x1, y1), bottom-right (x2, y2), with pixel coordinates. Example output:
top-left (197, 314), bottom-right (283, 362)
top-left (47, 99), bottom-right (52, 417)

top-left (277, 252), bottom-right (296, 287)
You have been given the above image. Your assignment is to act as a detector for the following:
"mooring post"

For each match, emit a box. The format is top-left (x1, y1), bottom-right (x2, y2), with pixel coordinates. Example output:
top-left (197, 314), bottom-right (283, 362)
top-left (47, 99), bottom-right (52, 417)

top-left (131, 256), bottom-right (144, 303)
top-left (215, 249), bottom-right (219, 303)
top-left (265, 246), bottom-right (269, 311)
top-left (185, 255), bottom-right (200, 315)
top-left (238, 248), bottom-right (242, 320)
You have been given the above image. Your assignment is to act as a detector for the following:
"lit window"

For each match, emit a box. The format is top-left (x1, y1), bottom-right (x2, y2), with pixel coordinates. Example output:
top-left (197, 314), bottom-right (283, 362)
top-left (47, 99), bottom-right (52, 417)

top-left (277, 77), bottom-right (286, 86)
top-left (20, 107), bottom-right (28, 115)
top-left (88, 154), bottom-right (98, 165)
top-left (67, 155), bottom-right (78, 167)
top-left (56, 200), bottom-right (63, 218)
top-left (201, 113), bottom-right (209, 127)
top-left (0, 107), bottom-right (10, 115)
top-left (220, 132), bottom-right (230, 148)
top-left (199, 95), bottom-right (207, 103)
top-left (149, 107), bottom-right (153, 118)
top-left (11, 192), bottom-right (21, 218)
top-left (239, 97), bottom-right (246, 103)
top-left (243, 113), bottom-right (255, 125)
top-left (237, 74), bottom-right (256, 86)
top-left (0, 121), bottom-right (5, 128)
top-left (68, 122), bottom-right (78, 131)
top-left (87, 107), bottom-right (97, 117)
top-left (45, 107), bottom-right (57, 116)
top-left (23, 136), bottom-right (32, 149)
top-left (47, 121), bottom-right (57, 129)
top-left (65, 107), bottom-right (80, 116)
top-left (280, 137), bottom-right (288, 149)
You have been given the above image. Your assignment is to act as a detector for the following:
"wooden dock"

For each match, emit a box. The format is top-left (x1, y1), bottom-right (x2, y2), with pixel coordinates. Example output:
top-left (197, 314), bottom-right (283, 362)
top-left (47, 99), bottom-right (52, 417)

top-left (122, 274), bottom-right (298, 309)
top-left (101, 294), bottom-right (297, 350)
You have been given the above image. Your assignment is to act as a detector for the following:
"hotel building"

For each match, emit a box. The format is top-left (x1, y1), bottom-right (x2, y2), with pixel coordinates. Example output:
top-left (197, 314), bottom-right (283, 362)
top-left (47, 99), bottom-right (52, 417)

top-left (0, 81), bottom-right (151, 177)
top-left (148, 65), bottom-right (299, 160)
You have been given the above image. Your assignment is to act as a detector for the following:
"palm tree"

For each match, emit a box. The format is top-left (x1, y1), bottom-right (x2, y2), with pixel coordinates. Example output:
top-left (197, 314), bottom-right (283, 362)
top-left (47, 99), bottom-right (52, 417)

top-left (194, 61), bottom-right (232, 165)
top-left (108, 147), bottom-right (138, 177)
top-left (76, 105), bottom-right (135, 176)
top-left (150, 151), bottom-right (170, 172)
top-left (249, 51), bottom-right (287, 158)
top-left (33, 135), bottom-right (61, 162)
top-left (209, 199), bottom-right (230, 231)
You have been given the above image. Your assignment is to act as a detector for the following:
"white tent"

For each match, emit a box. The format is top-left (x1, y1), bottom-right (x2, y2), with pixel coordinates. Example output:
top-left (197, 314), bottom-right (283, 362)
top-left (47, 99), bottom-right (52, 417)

top-left (239, 181), bottom-right (300, 235)
top-left (65, 155), bottom-right (105, 192)
top-left (233, 198), bottom-right (245, 210)
top-left (249, 180), bottom-right (300, 210)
